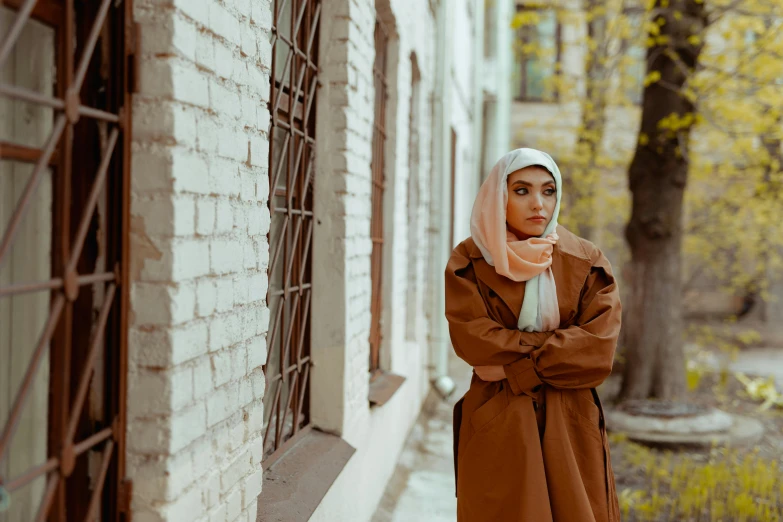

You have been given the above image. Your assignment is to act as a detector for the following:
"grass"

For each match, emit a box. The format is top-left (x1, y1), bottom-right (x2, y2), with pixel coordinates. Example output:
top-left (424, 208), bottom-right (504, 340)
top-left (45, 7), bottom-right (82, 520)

top-left (614, 433), bottom-right (783, 521)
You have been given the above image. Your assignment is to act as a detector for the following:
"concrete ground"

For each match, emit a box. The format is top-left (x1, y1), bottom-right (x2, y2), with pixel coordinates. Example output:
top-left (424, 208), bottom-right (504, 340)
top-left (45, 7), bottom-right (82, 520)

top-left (371, 360), bottom-right (471, 522)
top-left (699, 346), bottom-right (783, 385)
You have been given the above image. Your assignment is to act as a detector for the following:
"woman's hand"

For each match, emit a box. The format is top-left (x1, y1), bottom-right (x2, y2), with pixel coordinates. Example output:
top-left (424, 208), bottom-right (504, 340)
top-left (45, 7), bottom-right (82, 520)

top-left (474, 365), bottom-right (506, 382)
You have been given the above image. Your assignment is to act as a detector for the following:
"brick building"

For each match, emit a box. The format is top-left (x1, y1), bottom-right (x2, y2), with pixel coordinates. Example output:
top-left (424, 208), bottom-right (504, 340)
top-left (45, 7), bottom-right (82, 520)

top-left (0, 1), bottom-right (513, 521)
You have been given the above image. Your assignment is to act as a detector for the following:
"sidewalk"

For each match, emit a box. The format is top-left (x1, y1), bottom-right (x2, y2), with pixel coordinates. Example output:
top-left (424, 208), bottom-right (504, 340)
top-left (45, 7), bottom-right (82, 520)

top-left (372, 362), bottom-right (472, 522)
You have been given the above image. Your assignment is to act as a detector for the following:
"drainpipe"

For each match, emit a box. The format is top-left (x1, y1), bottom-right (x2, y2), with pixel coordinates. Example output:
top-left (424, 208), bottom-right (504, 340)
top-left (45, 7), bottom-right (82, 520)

top-left (428, 0), bottom-right (456, 401)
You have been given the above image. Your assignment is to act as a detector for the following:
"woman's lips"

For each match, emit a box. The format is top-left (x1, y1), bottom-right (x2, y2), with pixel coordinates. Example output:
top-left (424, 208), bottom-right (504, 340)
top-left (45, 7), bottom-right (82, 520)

top-left (528, 216), bottom-right (546, 222)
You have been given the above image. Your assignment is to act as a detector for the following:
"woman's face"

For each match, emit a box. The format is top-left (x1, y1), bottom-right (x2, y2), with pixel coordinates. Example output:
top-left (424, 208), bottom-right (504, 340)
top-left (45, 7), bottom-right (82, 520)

top-left (505, 166), bottom-right (557, 239)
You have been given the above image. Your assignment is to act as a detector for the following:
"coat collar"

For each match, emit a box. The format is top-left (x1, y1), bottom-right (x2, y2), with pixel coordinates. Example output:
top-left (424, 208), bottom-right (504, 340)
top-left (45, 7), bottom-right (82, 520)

top-left (464, 226), bottom-right (592, 320)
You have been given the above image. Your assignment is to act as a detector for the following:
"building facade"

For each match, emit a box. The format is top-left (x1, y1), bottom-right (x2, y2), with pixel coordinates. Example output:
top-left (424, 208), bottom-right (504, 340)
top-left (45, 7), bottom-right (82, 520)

top-left (0, 0), bottom-right (513, 521)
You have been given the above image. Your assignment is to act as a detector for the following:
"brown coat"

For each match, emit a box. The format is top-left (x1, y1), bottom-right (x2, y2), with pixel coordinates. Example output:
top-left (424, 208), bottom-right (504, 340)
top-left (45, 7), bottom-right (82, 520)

top-left (445, 226), bottom-right (622, 522)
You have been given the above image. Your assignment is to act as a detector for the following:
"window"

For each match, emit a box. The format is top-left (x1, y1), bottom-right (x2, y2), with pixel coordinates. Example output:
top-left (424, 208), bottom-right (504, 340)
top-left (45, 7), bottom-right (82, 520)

top-left (513, 8), bottom-right (561, 102)
top-left (0, 2), bottom-right (131, 520)
top-left (264, 0), bottom-right (320, 466)
top-left (369, 20), bottom-right (389, 375)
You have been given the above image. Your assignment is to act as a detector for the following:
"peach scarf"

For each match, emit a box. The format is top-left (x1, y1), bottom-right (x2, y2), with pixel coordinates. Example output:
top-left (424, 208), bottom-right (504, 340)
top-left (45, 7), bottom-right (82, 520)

top-left (470, 148), bottom-right (562, 332)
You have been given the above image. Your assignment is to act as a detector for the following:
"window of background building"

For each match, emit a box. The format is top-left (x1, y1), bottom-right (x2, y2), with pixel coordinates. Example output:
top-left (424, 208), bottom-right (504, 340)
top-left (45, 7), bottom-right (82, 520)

top-left (513, 8), bottom-right (561, 102)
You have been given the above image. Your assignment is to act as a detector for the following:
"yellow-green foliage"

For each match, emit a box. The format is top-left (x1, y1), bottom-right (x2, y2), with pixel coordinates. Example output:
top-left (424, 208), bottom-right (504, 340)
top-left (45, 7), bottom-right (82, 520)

top-left (612, 433), bottom-right (783, 521)
top-left (735, 372), bottom-right (783, 410)
top-left (511, 0), bottom-right (783, 298)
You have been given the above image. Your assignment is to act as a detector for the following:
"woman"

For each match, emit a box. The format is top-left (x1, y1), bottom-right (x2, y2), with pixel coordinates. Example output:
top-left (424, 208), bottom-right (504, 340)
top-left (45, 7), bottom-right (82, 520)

top-left (445, 148), bottom-right (621, 522)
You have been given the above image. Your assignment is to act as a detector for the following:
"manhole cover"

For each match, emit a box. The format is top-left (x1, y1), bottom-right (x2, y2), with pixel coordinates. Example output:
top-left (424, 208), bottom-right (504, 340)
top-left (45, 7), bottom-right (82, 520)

top-left (618, 400), bottom-right (709, 418)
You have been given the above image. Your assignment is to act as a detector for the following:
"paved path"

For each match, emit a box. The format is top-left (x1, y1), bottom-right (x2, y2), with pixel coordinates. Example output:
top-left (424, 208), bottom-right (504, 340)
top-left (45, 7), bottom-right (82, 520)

top-left (372, 363), bottom-right (471, 522)
top-left (698, 346), bottom-right (783, 384)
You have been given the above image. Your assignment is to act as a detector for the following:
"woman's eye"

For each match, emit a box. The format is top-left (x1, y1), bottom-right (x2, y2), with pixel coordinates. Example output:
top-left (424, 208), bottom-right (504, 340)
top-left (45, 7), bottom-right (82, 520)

top-left (544, 189), bottom-right (556, 196)
top-left (515, 188), bottom-right (528, 195)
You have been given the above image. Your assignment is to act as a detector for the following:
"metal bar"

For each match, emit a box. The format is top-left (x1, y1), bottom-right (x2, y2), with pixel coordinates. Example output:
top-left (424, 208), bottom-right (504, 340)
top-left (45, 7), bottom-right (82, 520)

top-left (3, 427), bottom-right (113, 498)
top-left (268, 119), bottom-right (316, 142)
top-left (266, 292), bottom-right (286, 367)
top-left (0, 294), bottom-right (66, 465)
top-left (267, 214), bottom-right (290, 286)
top-left (272, 208), bottom-right (314, 216)
top-left (64, 128), bottom-right (119, 275)
top-left (269, 283), bottom-right (312, 298)
top-left (0, 0), bottom-right (37, 68)
top-left (4, 458), bottom-right (60, 492)
top-left (72, 0), bottom-right (113, 92)
top-left (266, 356), bottom-right (311, 385)
top-left (0, 271), bottom-right (115, 298)
top-left (276, 366), bottom-right (300, 446)
top-left (82, 439), bottom-right (114, 522)
top-left (270, 133), bottom-right (291, 199)
top-left (0, 141), bottom-right (60, 166)
top-left (279, 291), bottom-right (302, 383)
top-left (0, 84), bottom-right (120, 123)
top-left (73, 426), bottom-right (114, 456)
top-left (0, 115), bottom-right (67, 269)
top-left (293, 362), bottom-right (310, 436)
top-left (282, 215), bottom-right (304, 296)
top-left (292, 288), bottom-right (312, 366)
top-left (65, 284), bottom-right (117, 442)
top-left (34, 474), bottom-right (60, 522)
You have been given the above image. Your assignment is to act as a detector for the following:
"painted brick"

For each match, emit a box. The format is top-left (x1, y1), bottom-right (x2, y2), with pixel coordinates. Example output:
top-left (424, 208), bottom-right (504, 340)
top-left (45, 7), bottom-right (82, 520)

top-left (215, 277), bottom-right (234, 312)
top-left (215, 200), bottom-right (235, 233)
top-left (246, 335), bottom-right (267, 371)
top-left (225, 487), bottom-right (243, 522)
top-left (193, 355), bottom-right (213, 400)
top-left (221, 450), bottom-right (252, 494)
top-left (210, 239), bottom-right (243, 274)
top-left (197, 199), bottom-right (217, 236)
top-left (206, 384), bottom-right (238, 427)
top-left (209, 312), bottom-right (242, 352)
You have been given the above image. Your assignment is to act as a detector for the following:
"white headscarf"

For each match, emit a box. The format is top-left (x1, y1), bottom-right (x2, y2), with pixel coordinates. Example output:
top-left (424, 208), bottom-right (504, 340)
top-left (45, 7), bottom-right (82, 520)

top-left (470, 148), bottom-right (562, 332)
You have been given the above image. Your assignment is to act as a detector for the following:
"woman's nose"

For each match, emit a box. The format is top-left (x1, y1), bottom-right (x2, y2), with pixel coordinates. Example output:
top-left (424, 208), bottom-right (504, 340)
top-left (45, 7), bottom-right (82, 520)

top-left (531, 195), bottom-right (543, 211)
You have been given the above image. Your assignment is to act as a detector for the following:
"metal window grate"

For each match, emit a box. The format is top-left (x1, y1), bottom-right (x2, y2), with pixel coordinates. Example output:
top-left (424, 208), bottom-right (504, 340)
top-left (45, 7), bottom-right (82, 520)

top-left (263, 0), bottom-right (321, 467)
top-left (0, 0), bottom-right (132, 520)
top-left (369, 21), bottom-right (389, 375)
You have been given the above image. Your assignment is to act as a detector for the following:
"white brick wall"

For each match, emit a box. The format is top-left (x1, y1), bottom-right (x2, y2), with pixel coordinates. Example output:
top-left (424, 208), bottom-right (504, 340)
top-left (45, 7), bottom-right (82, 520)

top-left (128, 1), bottom-right (273, 521)
top-left (307, 0), bottom-right (445, 520)
top-left (124, 0), bottom-right (496, 519)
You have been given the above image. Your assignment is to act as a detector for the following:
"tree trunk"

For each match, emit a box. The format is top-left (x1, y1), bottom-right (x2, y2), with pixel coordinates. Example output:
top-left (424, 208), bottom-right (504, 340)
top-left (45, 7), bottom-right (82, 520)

top-left (619, 0), bottom-right (707, 401)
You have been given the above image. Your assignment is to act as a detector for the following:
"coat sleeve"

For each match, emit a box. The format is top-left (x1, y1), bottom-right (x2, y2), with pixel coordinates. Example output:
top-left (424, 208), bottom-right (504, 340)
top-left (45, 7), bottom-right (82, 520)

top-left (503, 248), bottom-right (621, 396)
top-left (444, 247), bottom-right (552, 366)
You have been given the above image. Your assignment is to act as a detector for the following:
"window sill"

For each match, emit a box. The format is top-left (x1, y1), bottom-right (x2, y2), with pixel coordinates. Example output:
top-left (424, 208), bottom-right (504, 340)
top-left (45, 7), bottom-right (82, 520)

top-left (368, 371), bottom-right (406, 407)
top-left (258, 429), bottom-right (356, 522)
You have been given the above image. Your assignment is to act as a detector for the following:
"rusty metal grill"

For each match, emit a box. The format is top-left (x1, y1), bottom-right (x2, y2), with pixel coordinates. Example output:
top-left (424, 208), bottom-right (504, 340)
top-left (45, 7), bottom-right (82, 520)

top-left (263, 0), bottom-right (321, 467)
top-left (369, 21), bottom-right (389, 374)
top-left (0, 0), bottom-right (132, 521)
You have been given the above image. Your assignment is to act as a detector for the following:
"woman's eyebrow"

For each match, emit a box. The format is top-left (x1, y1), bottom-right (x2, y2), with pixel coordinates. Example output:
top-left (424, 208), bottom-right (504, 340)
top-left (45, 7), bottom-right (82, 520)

top-left (510, 180), bottom-right (556, 187)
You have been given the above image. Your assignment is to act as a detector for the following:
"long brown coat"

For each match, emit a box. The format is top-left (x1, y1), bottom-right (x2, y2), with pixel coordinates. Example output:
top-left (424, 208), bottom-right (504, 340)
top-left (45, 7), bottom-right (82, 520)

top-left (445, 226), bottom-right (622, 522)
